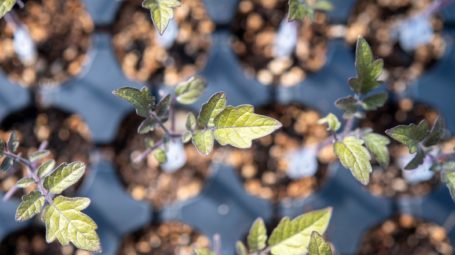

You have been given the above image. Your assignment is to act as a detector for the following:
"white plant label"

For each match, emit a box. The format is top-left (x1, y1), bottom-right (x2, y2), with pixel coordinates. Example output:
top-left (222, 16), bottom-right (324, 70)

top-left (14, 26), bottom-right (37, 65)
top-left (287, 146), bottom-right (318, 180)
top-left (156, 18), bottom-right (178, 49)
top-left (394, 16), bottom-right (434, 52)
top-left (399, 153), bottom-right (434, 184)
top-left (161, 139), bottom-right (186, 173)
top-left (273, 19), bottom-right (298, 58)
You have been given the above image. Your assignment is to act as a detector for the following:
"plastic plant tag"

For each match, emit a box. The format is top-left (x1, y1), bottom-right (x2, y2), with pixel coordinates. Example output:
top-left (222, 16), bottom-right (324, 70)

top-left (155, 18), bottom-right (178, 49)
top-left (273, 19), bottom-right (298, 58)
top-left (399, 153), bottom-right (434, 184)
top-left (161, 139), bottom-right (186, 173)
top-left (287, 146), bottom-right (318, 180)
top-left (13, 26), bottom-right (37, 65)
top-left (394, 16), bottom-right (434, 52)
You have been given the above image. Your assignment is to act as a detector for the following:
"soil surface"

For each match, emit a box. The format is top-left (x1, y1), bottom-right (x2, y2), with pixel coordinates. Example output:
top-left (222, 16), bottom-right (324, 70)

top-left (0, 107), bottom-right (93, 197)
top-left (224, 103), bottom-right (335, 202)
top-left (230, 0), bottom-right (329, 86)
top-left (113, 112), bottom-right (213, 209)
top-left (361, 99), bottom-right (440, 197)
top-left (358, 215), bottom-right (453, 255)
top-left (118, 221), bottom-right (210, 255)
top-left (112, 0), bottom-right (214, 86)
top-left (0, 0), bottom-right (93, 87)
top-left (0, 226), bottom-right (87, 255)
top-left (346, 0), bottom-right (445, 93)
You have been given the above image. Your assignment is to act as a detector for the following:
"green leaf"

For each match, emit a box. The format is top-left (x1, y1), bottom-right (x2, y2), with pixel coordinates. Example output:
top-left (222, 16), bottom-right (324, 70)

top-left (335, 96), bottom-right (358, 117)
top-left (313, 0), bottom-right (333, 11)
top-left (288, 0), bottom-right (313, 21)
top-left (37, 160), bottom-right (56, 178)
top-left (363, 133), bottom-right (390, 168)
top-left (308, 231), bottom-right (332, 255)
top-left (156, 94), bottom-right (172, 121)
top-left (142, 0), bottom-right (181, 35)
top-left (318, 113), bottom-right (341, 132)
top-left (349, 37), bottom-right (383, 95)
top-left (247, 218), bottom-right (267, 252)
top-left (153, 148), bottom-right (167, 164)
top-left (42, 196), bottom-right (101, 252)
top-left (15, 191), bottom-right (45, 221)
top-left (192, 130), bottom-right (214, 156)
top-left (16, 177), bottom-right (35, 188)
top-left (236, 241), bottom-right (248, 255)
top-left (361, 92), bottom-right (388, 111)
top-left (213, 105), bottom-right (282, 149)
top-left (138, 117), bottom-right (156, 134)
top-left (44, 162), bottom-right (85, 194)
top-left (186, 112), bottom-right (197, 131)
top-left (334, 136), bottom-right (372, 185)
top-left (0, 139), bottom-right (4, 156)
top-left (113, 87), bottom-right (155, 118)
top-left (182, 131), bottom-right (192, 143)
top-left (404, 147), bottom-right (426, 170)
top-left (423, 117), bottom-right (449, 147)
top-left (385, 120), bottom-right (430, 154)
top-left (7, 131), bottom-right (19, 153)
top-left (198, 92), bottom-right (227, 128)
top-left (443, 170), bottom-right (455, 201)
top-left (268, 207), bottom-right (332, 255)
top-left (29, 150), bottom-right (50, 162)
top-left (0, 0), bottom-right (15, 19)
top-left (194, 248), bottom-right (215, 255)
top-left (0, 157), bottom-right (13, 171)
top-left (175, 76), bottom-right (207, 104)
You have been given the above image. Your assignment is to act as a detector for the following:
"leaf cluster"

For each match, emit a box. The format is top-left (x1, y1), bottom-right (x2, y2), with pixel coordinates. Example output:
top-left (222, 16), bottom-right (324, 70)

top-left (288, 0), bottom-right (333, 21)
top-left (0, 132), bottom-right (101, 252)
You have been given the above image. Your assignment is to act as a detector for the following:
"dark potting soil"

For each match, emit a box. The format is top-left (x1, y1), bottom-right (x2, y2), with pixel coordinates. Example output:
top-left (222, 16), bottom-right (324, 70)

top-left (0, 107), bottom-right (93, 197)
top-left (0, 0), bottom-right (93, 87)
top-left (0, 226), bottom-right (87, 255)
top-left (118, 221), bottom-right (210, 255)
top-left (230, 0), bottom-right (329, 86)
top-left (224, 103), bottom-right (335, 202)
top-left (112, 112), bottom-right (213, 209)
top-left (112, 0), bottom-right (214, 86)
top-left (360, 99), bottom-right (440, 197)
top-left (358, 215), bottom-right (453, 255)
top-left (346, 0), bottom-right (445, 93)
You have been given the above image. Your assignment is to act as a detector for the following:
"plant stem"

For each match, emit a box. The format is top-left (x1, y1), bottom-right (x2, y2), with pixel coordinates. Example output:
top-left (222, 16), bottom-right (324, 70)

top-left (133, 139), bottom-right (165, 163)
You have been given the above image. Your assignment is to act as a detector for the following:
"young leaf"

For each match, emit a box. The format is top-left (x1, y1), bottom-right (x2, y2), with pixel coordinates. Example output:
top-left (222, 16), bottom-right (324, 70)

top-left (404, 147), bottom-right (426, 170)
top-left (363, 133), bottom-right (390, 168)
top-left (361, 92), bottom-right (388, 111)
top-left (16, 177), bottom-right (35, 188)
top-left (153, 148), bottom-right (167, 164)
top-left (29, 150), bottom-right (50, 162)
top-left (44, 162), bottom-right (85, 194)
top-left (308, 231), bottom-right (332, 255)
top-left (213, 105), bottom-right (282, 149)
top-left (349, 37), bottom-right (383, 95)
top-left (194, 248), bottom-right (215, 255)
top-left (423, 117), bottom-right (449, 147)
top-left (236, 241), bottom-right (248, 255)
top-left (138, 117), bottom-right (156, 134)
top-left (156, 94), bottom-right (172, 121)
top-left (335, 96), bottom-right (357, 117)
top-left (142, 0), bottom-right (181, 35)
top-left (268, 207), bottom-right (332, 255)
top-left (318, 113), bottom-right (341, 132)
top-left (175, 76), bottom-right (207, 104)
top-left (313, 0), bottom-right (333, 11)
top-left (192, 130), bottom-right (214, 156)
top-left (334, 136), bottom-right (372, 185)
top-left (7, 131), bottom-right (19, 153)
top-left (443, 170), bottom-right (455, 200)
top-left (0, 157), bottom-right (13, 171)
top-left (37, 160), bottom-right (56, 178)
top-left (385, 120), bottom-right (430, 154)
top-left (42, 196), bottom-right (101, 252)
top-left (15, 191), bottom-right (45, 221)
top-left (0, 0), bottom-right (15, 19)
top-left (198, 92), bottom-right (227, 128)
top-left (288, 0), bottom-right (311, 21)
top-left (186, 112), bottom-right (197, 131)
top-left (247, 218), bottom-right (267, 252)
top-left (113, 87), bottom-right (155, 118)
top-left (182, 131), bottom-right (192, 143)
